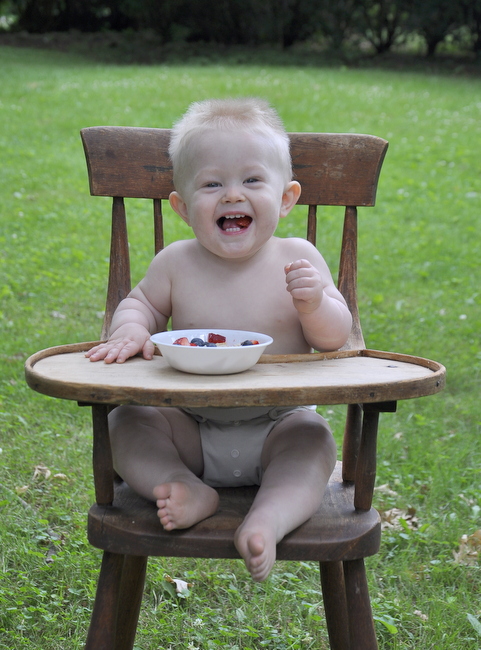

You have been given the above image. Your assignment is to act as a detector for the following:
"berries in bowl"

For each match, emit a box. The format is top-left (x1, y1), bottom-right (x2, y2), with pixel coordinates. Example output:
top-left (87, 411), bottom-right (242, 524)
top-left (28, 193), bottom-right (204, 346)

top-left (150, 329), bottom-right (273, 375)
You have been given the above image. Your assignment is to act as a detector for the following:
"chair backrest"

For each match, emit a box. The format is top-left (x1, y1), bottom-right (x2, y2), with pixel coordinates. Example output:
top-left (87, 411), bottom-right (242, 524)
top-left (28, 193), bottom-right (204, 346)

top-left (81, 126), bottom-right (388, 350)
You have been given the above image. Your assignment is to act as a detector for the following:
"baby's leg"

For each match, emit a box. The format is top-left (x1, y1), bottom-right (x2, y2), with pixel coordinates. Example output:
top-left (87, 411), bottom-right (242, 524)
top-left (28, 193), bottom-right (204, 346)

top-left (109, 405), bottom-right (219, 530)
top-left (234, 410), bottom-right (336, 581)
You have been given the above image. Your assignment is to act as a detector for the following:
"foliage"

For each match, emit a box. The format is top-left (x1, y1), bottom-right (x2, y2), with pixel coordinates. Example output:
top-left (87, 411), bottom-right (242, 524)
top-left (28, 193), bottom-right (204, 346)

top-left (0, 44), bottom-right (480, 648)
top-left (406, 0), bottom-right (463, 56)
top-left (315, 0), bottom-right (361, 51)
top-left (2, 0), bottom-right (481, 57)
top-left (460, 0), bottom-right (481, 56)
top-left (357, 0), bottom-right (412, 54)
top-left (6, 0), bottom-right (106, 32)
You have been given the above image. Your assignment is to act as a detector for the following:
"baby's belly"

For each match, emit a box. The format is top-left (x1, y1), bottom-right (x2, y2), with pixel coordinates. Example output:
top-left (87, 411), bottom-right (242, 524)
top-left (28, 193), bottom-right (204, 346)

top-left (172, 306), bottom-right (309, 354)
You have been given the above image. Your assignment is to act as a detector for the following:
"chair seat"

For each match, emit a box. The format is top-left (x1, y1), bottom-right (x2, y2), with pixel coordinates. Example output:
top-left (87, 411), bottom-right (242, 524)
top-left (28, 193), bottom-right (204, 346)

top-left (88, 462), bottom-right (381, 563)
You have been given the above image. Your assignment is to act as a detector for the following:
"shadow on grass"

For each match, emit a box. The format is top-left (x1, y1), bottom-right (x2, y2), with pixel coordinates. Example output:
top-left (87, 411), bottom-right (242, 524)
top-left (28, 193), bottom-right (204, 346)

top-left (1, 29), bottom-right (481, 77)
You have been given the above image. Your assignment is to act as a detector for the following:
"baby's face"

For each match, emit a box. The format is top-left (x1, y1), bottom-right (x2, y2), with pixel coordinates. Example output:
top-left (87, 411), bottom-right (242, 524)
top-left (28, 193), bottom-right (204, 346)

top-left (170, 129), bottom-right (299, 261)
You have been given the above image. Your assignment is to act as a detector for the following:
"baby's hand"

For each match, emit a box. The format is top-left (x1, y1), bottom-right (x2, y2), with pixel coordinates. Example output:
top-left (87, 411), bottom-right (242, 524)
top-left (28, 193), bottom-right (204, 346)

top-left (85, 325), bottom-right (154, 364)
top-left (285, 259), bottom-right (324, 314)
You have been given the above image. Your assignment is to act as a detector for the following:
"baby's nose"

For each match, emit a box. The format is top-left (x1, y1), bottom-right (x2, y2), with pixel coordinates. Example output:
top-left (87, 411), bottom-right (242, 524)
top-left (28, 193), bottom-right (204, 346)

top-left (222, 184), bottom-right (245, 202)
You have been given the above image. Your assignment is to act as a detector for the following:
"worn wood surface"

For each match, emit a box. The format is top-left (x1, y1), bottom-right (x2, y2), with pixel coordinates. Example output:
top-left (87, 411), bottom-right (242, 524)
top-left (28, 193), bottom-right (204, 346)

top-left (26, 343), bottom-right (445, 408)
top-left (344, 559), bottom-right (379, 649)
top-left (81, 127), bottom-right (388, 207)
top-left (87, 463), bottom-right (381, 562)
top-left (320, 562), bottom-right (351, 649)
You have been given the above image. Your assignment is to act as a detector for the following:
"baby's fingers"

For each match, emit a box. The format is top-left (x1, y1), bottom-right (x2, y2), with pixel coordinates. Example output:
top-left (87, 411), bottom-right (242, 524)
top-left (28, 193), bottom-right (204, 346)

top-left (85, 343), bottom-right (111, 362)
top-left (141, 339), bottom-right (155, 360)
top-left (86, 339), bottom-right (138, 364)
top-left (284, 258), bottom-right (312, 274)
top-left (105, 340), bottom-right (141, 364)
top-left (285, 261), bottom-right (319, 288)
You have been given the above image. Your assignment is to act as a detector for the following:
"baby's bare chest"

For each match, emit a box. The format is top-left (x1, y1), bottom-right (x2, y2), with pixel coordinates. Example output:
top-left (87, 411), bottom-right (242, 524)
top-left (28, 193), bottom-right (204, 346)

top-left (170, 261), bottom-right (298, 337)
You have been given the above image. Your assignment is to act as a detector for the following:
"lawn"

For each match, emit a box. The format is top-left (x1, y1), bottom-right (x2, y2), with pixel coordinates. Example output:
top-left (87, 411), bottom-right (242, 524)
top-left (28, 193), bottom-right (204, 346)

top-left (0, 43), bottom-right (480, 649)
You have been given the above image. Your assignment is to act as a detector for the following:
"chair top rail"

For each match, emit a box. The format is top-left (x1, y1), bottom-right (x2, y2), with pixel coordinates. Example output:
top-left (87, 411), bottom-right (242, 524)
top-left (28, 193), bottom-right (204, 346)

top-left (80, 126), bottom-right (388, 207)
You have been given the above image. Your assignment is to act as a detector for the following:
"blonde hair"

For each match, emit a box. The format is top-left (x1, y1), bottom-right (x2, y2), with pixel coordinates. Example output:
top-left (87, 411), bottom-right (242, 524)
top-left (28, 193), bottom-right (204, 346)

top-left (169, 97), bottom-right (293, 189)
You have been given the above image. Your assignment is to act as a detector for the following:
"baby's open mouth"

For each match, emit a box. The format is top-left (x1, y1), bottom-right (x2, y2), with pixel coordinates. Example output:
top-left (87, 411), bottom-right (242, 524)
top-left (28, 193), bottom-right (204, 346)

top-left (217, 215), bottom-right (252, 232)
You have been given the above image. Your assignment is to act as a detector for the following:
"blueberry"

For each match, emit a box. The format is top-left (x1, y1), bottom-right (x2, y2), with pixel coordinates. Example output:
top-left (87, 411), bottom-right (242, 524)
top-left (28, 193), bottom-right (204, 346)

top-left (190, 338), bottom-right (205, 346)
top-left (205, 342), bottom-right (217, 347)
top-left (241, 340), bottom-right (254, 346)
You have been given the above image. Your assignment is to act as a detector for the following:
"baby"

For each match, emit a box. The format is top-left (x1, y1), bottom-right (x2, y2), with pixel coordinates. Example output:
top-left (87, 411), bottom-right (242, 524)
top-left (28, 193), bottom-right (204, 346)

top-left (86, 98), bottom-right (352, 581)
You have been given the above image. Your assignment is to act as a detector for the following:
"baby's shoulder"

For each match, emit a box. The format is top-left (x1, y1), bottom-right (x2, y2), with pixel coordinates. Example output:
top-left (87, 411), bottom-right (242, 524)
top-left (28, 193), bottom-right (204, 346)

top-left (152, 238), bottom-right (196, 261)
top-left (146, 239), bottom-right (198, 278)
top-left (164, 238), bottom-right (196, 253)
top-left (274, 236), bottom-right (319, 257)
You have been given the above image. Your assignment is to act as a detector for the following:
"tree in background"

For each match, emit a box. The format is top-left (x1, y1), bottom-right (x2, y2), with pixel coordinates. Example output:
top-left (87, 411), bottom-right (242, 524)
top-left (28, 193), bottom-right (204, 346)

top-left (113, 0), bottom-right (181, 42)
top-left (460, 0), bottom-right (481, 58)
top-left (408, 0), bottom-right (462, 56)
top-left (356, 0), bottom-right (412, 54)
top-left (156, 0), bottom-right (319, 48)
top-left (8, 0), bottom-right (105, 32)
top-left (316, 0), bottom-right (361, 51)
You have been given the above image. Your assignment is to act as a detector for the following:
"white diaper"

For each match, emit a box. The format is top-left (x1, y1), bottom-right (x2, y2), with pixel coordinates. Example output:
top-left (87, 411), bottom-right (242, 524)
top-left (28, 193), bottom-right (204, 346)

top-left (182, 405), bottom-right (316, 487)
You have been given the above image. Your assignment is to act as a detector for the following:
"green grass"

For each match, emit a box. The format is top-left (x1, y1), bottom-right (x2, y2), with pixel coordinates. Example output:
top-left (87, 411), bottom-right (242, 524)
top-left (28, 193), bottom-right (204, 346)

top-left (0, 44), bottom-right (480, 649)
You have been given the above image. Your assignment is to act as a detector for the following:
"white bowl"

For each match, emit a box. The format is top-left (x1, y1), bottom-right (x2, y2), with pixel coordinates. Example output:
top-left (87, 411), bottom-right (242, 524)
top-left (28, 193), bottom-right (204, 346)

top-left (150, 329), bottom-right (273, 375)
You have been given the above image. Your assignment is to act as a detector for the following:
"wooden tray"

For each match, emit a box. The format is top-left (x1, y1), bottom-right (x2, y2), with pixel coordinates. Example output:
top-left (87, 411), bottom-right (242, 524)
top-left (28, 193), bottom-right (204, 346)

top-left (25, 342), bottom-right (445, 408)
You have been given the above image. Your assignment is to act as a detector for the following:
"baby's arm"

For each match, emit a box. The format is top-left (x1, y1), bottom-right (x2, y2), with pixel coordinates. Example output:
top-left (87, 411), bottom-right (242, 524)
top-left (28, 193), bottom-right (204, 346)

top-left (86, 256), bottom-right (171, 364)
top-left (285, 258), bottom-right (352, 351)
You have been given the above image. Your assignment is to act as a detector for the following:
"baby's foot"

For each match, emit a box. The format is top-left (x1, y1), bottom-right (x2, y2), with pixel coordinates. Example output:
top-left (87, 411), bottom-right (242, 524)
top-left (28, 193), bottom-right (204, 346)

top-left (234, 520), bottom-right (277, 582)
top-left (153, 480), bottom-right (219, 531)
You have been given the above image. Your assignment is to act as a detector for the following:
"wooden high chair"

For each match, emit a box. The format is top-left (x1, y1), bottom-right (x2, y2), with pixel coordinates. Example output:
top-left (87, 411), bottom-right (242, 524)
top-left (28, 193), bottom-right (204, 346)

top-left (25, 127), bottom-right (445, 650)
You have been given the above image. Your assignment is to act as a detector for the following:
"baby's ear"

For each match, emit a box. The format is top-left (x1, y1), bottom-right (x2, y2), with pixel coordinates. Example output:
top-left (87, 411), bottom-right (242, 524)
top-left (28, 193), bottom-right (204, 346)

top-left (280, 181), bottom-right (301, 218)
top-left (169, 191), bottom-right (190, 224)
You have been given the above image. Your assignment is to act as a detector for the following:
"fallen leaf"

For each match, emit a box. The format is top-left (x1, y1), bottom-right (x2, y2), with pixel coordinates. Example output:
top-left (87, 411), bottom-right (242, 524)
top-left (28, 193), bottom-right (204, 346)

top-left (413, 609), bottom-right (428, 621)
top-left (467, 613), bottom-right (481, 636)
top-left (375, 484), bottom-right (399, 498)
top-left (33, 464), bottom-right (51, 480)
top-left (165, 574), bottom-right (193, 594)
top-left (380, 507), bottom-right (418, 531)
top-left (15, 485), bottom-right (29, 495)
top-left (453, 530), bottom-right (481, 565)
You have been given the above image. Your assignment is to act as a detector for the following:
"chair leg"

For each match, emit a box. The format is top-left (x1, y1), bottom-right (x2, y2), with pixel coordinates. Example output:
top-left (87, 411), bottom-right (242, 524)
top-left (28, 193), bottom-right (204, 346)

top-left (320, 561), bottom-right (350, 650)
top-left (115, 555), bottom-right (148, 650)
top-left (85, 552), bottom-right (147, 650)
top-left (85, 551), bottom-right (125, 650)
top-left (343, 559), bottom-right (378, 650)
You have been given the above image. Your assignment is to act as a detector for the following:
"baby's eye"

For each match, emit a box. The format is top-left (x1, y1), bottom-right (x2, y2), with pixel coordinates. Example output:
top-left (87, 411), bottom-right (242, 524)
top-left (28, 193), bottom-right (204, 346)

top-left (204, 181), bottom-right (221, 188)
top-left (245, 177), bottom-right (260, 184)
